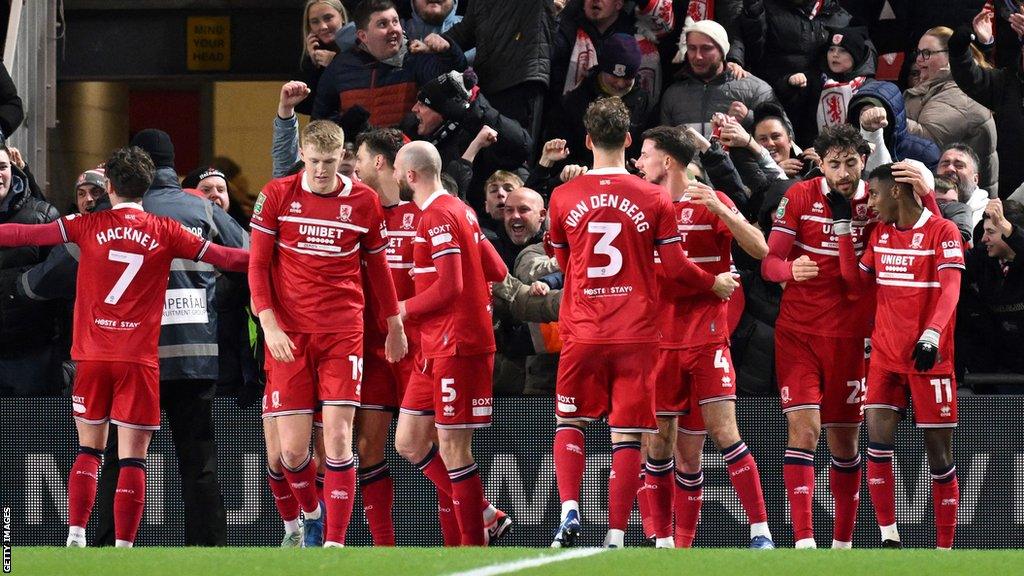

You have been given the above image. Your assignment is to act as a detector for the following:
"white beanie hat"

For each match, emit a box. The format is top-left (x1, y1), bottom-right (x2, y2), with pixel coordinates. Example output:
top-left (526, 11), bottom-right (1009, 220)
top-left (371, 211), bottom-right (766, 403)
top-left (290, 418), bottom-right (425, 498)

top-left (674, 18), bottom-right (730, 64)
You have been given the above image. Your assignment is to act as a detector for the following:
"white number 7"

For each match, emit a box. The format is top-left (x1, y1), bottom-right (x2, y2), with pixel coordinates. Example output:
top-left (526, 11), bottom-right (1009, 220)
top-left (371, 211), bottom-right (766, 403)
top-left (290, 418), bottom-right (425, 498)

top-left (105, 250), bottom-right (144, 305)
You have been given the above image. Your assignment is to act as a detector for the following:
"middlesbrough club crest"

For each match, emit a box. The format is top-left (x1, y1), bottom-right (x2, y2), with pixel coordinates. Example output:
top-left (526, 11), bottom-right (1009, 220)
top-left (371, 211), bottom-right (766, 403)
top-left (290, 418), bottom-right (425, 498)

top-left (339, 205), bottom-right (352, 222)
top-left (679, 208), bottom-right (693, 224)
top-left (402, 212), bottom-right (415, 230)
top-left (910, 232), bottom-right (925, 249)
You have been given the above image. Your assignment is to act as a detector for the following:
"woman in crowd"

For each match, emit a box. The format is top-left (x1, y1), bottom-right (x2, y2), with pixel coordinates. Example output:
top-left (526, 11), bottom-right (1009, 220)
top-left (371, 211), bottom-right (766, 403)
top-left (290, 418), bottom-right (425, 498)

top-left (295, 0), bottom-right (349, 116)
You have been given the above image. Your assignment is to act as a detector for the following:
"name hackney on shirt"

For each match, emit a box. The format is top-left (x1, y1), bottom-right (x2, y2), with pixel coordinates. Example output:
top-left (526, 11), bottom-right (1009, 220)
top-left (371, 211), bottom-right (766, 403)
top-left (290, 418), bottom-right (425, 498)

top-left (250, 172), bottom-right (386, 334)
top-left (860, 210), bottom-right (965, 374)
top-left (548, 169), bottom-right (680, 345)
top-left (57, 206), bottom-right (209, 368)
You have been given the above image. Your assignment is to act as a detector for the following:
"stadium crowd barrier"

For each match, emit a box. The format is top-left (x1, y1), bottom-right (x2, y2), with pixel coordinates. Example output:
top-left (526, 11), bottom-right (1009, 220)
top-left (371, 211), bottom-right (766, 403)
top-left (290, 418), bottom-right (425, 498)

top-left (2, 396), bottom-right (1022, 548)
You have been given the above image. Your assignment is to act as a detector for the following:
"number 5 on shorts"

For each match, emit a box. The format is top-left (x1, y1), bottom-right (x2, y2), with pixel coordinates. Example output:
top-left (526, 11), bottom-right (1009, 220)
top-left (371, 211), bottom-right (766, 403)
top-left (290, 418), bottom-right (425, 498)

top-left (441, 377), bottom-right (457, 403)
top-left (105, 250), bottom-right (144, 305)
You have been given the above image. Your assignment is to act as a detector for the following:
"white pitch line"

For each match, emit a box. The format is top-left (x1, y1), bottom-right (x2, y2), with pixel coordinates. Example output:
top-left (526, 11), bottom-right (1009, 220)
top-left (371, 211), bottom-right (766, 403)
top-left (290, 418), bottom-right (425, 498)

top-left (445, 548), bottom-right (609, 576)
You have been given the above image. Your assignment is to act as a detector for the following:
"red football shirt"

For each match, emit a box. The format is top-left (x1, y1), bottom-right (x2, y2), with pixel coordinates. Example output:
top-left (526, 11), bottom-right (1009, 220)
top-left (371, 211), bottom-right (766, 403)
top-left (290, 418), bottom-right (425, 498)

top-left (659, 191), bottom-right (736, 348)
top-left (365, 200), bottom-right (421, 346)
top-left (859, 210), bottom-right (965, 373)
top-left (410, 191), bottom-right (495, 358)
top-left (57, 204), bottom-right (209, 368)
top-left (771, 176), bottom-right (876, 337)
top-left (548, 168), bottom-right (681, 344)
top-left (250, 172), bottom-right (387, 335)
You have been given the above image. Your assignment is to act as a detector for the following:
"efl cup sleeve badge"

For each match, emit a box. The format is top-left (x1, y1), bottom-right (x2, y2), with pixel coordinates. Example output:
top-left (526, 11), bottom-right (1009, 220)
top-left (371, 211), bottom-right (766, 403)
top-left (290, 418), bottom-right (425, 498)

top-left (253, 192), bottom-right (266, 215)
top-left (775, 197), bottom-right (789, 220)
top-left (339, 204), bottom-right (352, 222)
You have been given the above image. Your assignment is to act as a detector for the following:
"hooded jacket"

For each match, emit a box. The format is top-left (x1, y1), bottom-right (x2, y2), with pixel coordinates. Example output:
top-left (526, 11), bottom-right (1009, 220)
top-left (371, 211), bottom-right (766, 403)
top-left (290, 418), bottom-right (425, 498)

top-left (142, 167), bottom-right (249, 382)
top-left (0, 166), bottom-right (60, 351)
top-left (904, 69), bottom-right (998, 196)
top-left (847, 80), bottom-right (941, 170)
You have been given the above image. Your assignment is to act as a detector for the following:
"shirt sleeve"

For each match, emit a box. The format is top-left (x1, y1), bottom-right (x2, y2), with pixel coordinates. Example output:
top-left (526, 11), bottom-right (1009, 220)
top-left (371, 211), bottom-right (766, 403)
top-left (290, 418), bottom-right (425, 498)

top-left (858, 226), bottom-right (878, 276)
top-left (167, 220), bottom-right (211, 262)
top-left (361, 199), bottom-right (389, 254)
top-left (770, 187), bottom-right (802, 238)
top-left (547, 189), bottom-right (568, 250)
top-left (55, 213), bottom-right (88, 244)
top-left (422, 208), bottom-right (462, 261)
top-left (935, 220), bottom-right (966, 272)
top-left (248, 184), bottom-right (280, 237)
top-left (653, 190), bottom-right (683, 247)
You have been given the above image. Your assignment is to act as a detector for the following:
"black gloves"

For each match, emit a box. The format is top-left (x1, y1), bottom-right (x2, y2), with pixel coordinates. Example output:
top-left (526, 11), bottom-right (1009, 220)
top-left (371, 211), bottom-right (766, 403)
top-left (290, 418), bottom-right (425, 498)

top-left (826, 190), bottom-right (853, 235)
top-left (912, 328), bottom-right (941, 372)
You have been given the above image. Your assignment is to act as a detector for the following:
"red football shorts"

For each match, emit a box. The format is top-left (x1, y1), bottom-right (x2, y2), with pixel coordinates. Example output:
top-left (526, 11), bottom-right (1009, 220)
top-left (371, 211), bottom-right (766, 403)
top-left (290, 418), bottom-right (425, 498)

top-left (360, 346), bottom-right (413, 414)
top-left (866, 365), bottom-right (958, 427)
top-left (653, 343), bottom-right (737, 434)
top-left (72, 360), bottom-right (160, 430)
top-left (263, 331), bottom-right (362, 416)
top-left (399, 351), bottom-right (434, 416)
top-left (429, 353), bottom-right (494, 429)
top-left (775, 327), bottom-right (866, 426)
top-left (556, 342), bottom-right (657, 433)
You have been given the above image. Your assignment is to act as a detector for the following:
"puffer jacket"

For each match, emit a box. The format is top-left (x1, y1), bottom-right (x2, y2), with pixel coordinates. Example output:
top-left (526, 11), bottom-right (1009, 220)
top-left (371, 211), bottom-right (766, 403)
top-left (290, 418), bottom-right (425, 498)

top-left (312, 42), bottom-right (466, 125)
top-left (847, 80), bottom-right (940, 170)
top-left (742, 0), bottom-right (855, 89)
top-left (904, 70), bottom-right (998, 195)
top-left (0, 166), bottom-right (60, 350)
top-left (660, 65), bottom-right (781, 136)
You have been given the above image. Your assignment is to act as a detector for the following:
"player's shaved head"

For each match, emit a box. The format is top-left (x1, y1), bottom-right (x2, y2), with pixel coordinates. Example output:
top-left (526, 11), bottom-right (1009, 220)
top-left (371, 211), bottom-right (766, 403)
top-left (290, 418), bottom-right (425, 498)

top-left (397, 141), bottom-right (442, 177)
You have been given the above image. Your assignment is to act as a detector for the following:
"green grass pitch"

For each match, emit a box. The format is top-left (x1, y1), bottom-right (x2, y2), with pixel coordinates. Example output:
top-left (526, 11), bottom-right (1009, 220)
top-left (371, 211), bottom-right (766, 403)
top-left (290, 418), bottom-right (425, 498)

top-left (12, 547), bottom-right (1024, 575)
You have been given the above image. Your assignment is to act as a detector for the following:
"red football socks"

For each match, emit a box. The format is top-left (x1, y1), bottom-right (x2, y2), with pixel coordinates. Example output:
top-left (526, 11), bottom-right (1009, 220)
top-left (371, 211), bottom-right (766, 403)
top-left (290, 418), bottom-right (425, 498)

top-left (867, 443), bottom-right (896, 528)
top-left (554, 425), bottom-right (586, 504)
top-left (324, 456), bottom-right (356, 545)
top-left (932, 465), bottom-right (958, 549)
top-left (448, 463), bottom-right (485, 546)
top-left (266, 466), bottom-right (300, 523)
top-left (722, 441), bottom-right (768, 524)
top-left (673, 469), bottom-right (702, 548)
top-left (608, 442), bottom-right (642, 531)
top-left (644, 457), bottom-right (674, 539)
top-left (67, 447), bottom-right (102, 530)
top-left (784, 447), bottom-right (816, 541)
top-left (113, 458), bottom-right (147, 544)
top-left (359, 461), bottom-right (395, 546)
top-left (282, 453), bottom-right (321, 514)
top-left (830, 454), bottom-right (862, 543)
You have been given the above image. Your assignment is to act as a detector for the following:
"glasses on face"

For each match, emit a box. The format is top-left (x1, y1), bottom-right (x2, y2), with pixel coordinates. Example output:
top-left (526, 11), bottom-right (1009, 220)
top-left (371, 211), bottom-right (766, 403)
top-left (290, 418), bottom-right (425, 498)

top-left (913, 49), bottom-right (948, 61)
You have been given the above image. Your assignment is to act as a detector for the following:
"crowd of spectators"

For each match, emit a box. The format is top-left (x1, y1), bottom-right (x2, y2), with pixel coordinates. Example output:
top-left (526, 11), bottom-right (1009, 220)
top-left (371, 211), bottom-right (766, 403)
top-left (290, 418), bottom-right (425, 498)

top-left (3, 0), bottom-right (1024, 407)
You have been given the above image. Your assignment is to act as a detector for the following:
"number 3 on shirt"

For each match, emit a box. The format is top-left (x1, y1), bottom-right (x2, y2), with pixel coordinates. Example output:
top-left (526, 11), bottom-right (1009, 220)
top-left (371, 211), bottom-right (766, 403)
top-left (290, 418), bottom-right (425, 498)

top-left (587, 221), bottom-right (623, 278)
top-left (105, 250), bottom-right (144, 305)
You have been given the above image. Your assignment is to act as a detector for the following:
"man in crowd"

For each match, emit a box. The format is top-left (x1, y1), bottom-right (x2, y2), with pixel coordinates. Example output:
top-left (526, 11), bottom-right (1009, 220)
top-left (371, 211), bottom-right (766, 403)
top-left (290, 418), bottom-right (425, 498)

top-left (937, 144), bottom-right (989, 228)
top-left (548, 97), bottom-right (737, 548)
top-left (74, 168), bottom-right (107, 214)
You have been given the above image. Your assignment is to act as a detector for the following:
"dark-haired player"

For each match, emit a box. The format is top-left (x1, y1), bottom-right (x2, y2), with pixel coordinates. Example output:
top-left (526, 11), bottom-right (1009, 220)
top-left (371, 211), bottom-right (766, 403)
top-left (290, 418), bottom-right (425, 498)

top-left (836, 163), bottom-right (963, 549)
top-left (761, 124), bottom-right (875, 549)
top-left (635, 125), bottom-right (773, 549)
top-left (0, 146), bottom-right (249, 547)
top-left (548, 97), bottom-right (738, 548)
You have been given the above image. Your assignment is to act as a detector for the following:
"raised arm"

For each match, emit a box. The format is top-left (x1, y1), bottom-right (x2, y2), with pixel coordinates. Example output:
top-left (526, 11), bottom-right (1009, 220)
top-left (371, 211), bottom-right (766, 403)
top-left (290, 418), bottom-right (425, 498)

top-left (0, 221), bottom-right (64, 248)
